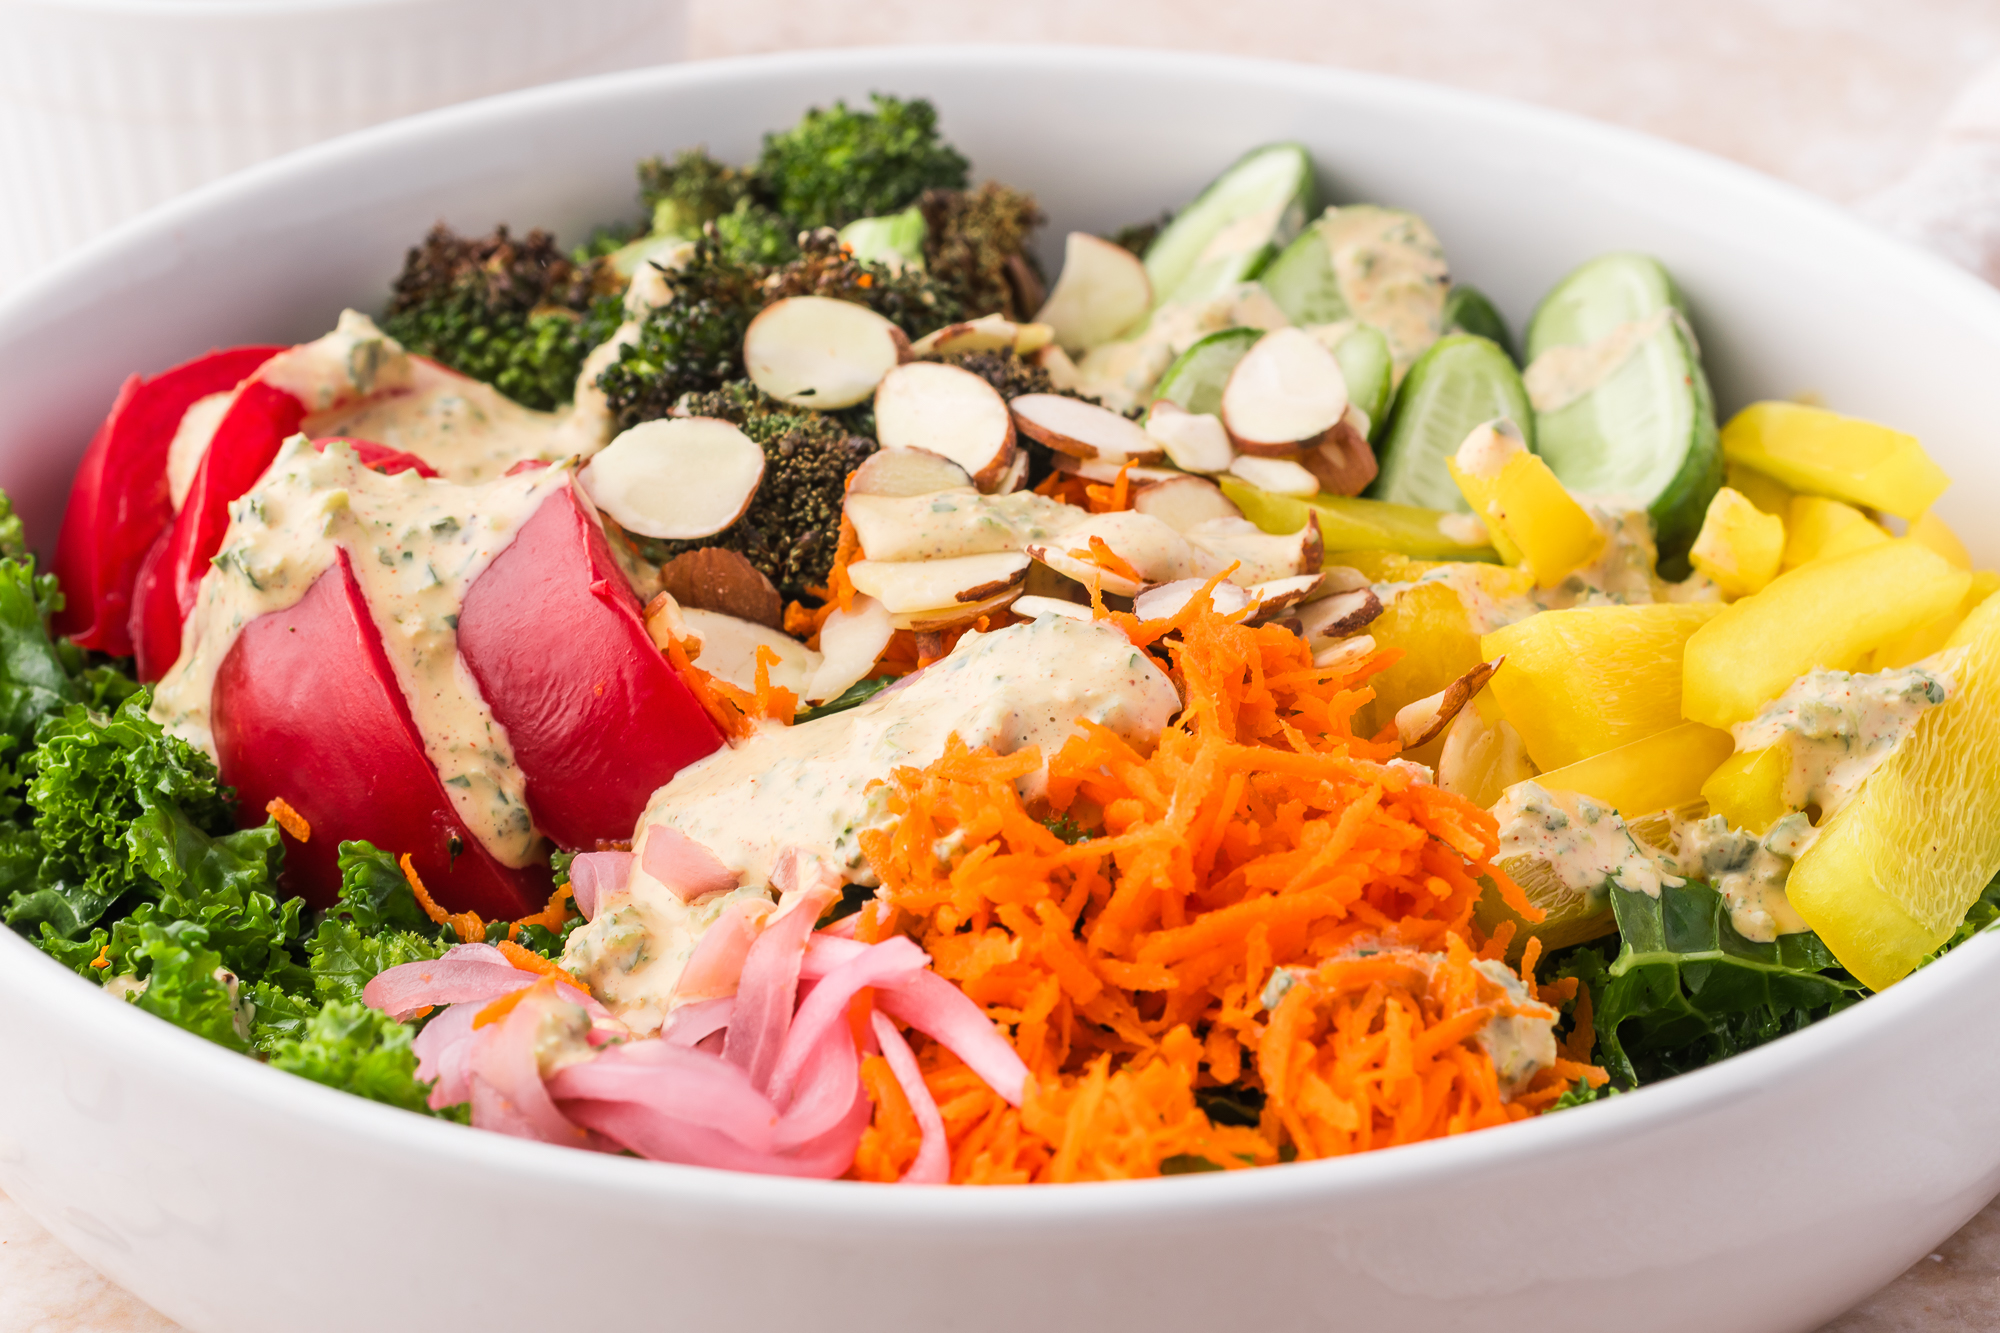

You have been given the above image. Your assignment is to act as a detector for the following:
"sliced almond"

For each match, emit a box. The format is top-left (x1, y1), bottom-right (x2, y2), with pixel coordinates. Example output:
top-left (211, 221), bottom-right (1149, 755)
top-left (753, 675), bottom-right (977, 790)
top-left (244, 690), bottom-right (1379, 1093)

top-left (1228, 453), bottom-right (1321, 497)
top-left (1051, 452), bottom-right (1184, 486)
top-left (847, 446), bottom-right (973, 498)
top-left (910, 313), bottom-right (1056, 359)
top-left (743, 296), bottom-right (910, 410)
top-left (1032, 343), bottom-right (1085, 392)
top-left (1010, 394), bottom-right (1161, 463)
top-left (658, 548), bottom-right (783, 630)
top-left (1184, 512), bottom-right (1324, 584)
top-left (1319, 565), bottom-right (1372, 595)
top-left (642, 590), bottom-right (701, 658)
top-left (1314, 633), bottom-right (1376, 672)
top-left (1131, 578), bottom-right (1254, 623)
top-left (583, 417), bottom-right (764, 540)
top-left (1025, 511), bottom-right (1197, 599)
top-left (1242, 573), bottom-right (1327, 621)
top-left (1033, 231), bottom-right (1153, 353)
top-left (890, 585), bottom-right (1027, 633)
top-left (995, 450), bottom-right (1030, 493)
top-left (845, 488), bottom-right (1084, 562)
top-left (1131, 474), bottom-right (1244, 533)
top-left (1300, 406), bottom-right (1378, 497)
top-left (1010, 595), bottom-right (1096, 621)
top-left (1295, 587), bottom-right (1383, 644)
top-left (847, 551), bottom-right (1030, 613)
top-left (874, 362), bottom-right (1017, 492)
top-left (679, 608), bottom-right (822, 696)
top-left (1221, 327), bottom-right (1350, 457)
top-left (1395, 657), bottom-right (1504, 750)
top-left (1143, 401), bottom-right (1235, 474)
top-left (805, 594), bottom-right (895, 704)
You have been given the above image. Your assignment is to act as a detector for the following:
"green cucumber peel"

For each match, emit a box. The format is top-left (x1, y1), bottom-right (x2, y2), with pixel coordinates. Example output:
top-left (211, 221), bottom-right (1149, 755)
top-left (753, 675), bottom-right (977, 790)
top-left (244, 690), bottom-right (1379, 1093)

top-left (1144, 145), bottom-right (1315, 308)
top-left (1329, 324), bottom-right (1392, 437)
top-left (1150, 327), bottom-right (1261, 418)
top-left (1441, 285), bottom-right (1518, 364)
top-left (1370, 334), bottom-right (1532, 513)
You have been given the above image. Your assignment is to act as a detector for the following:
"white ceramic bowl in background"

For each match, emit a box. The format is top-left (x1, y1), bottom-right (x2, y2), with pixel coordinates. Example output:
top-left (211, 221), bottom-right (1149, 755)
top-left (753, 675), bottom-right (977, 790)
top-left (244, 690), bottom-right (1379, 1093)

top-left (0, 0), bottom-right (687, 291)
top-left (2, 46), bottom-right (1999, 1333)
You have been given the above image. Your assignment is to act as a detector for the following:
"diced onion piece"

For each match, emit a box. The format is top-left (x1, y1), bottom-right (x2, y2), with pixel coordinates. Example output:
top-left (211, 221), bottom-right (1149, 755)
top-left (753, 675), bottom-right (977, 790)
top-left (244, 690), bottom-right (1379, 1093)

top-left (874, 363), bottom-right (1018, 492)
top-left (846, 446), bottom-right (973, 498)
top-left (847, 551), bottom-right (1030, 613)
top-left (1010, 393), bottom-right (1161, 462)
top-left (1228, 453), bottom-right (1321, 497)
top-left (1221, 327), bottom-right (1350, 456)
top-left (1131, 473), bottom-right (1244, 533)
top-left (583, 417), bottom-right (764, 540)
top-left (1143, 400), bottom-right (1235, 474)
top-left (743, 296), bottom-right (909, 410)
top-left (1033, 231), bottom-right (1153, 352)
top-left (806, 595), bottom-right (896, 704)
top-left (678, 608), bottom-right (821, 696)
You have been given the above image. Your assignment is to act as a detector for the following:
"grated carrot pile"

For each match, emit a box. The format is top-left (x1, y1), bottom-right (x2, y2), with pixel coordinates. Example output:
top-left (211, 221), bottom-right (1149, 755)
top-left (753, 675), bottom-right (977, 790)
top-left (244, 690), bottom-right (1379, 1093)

top-left (853, 598), bottom-right (1603, 1182)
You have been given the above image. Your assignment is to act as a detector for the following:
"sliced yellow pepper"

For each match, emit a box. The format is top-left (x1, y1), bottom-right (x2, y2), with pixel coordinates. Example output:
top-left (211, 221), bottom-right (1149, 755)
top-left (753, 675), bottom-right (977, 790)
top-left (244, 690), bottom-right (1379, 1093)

top-left (1872, 572), bottom-right (2000, 670)
top-left (1536, 720), bottom-right (1734, 819)
top-left (1447, 424), bottom-right (1604, 589)
top-left (1781, 495), bottom-right (1890, 572)
top-left (1720, 401), bottom-right (1949, 521)
top-left (1909, 510), bottom-right (1972, 570)
top-left (1725, 460), bottom-right (1794, 517)
top-left (1700, 745), bottom-right (1793, 836)
top-left (1689, 487), bottom-right (1784, 598)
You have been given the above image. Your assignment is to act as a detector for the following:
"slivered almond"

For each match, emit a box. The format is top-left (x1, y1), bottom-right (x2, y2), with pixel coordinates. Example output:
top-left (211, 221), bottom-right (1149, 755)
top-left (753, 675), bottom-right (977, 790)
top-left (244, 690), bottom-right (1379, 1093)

top-left (658, 548), bottom-right (783, 629)
top-left (583, 417), bottom-right (763, 540)
top-left (1242, 573), bottom-right (1326, 621)
top-left (1131, 474), bottom-right (1243, 533)
top-left (678, 608), bottom-right (822, 696)
top-left (910, 313), bottom-right (1055, 359)
top-left (1032, 343), bottom-right (1085, 391)
top-left (1319, 565), bottom-right (1371, 595)
top-left (1051, 452), bottom-right (1182, 486)
top-left (1228, 453), bottom-right (1321, 497)
top-left (805, 595), bottom-right (894, 704)
top-left (1026, 511), bottom-right (1195, 599)
top-left (642, 591), bottom-right (701, 659)
top-left (1221, 327), bottom-right (1350, 456)
top-left (847, 446), bottom-right (973, 497)
top-left (1033, 231), bottom-right (1153, 352)
top-left (1300, 406), bottom-right (1378, 496)
top-left (1395, 657), bottom-right (1504, 750)
top-left (743, 296), bottom-right (910, 410)
top-left (1010, 595), bottom-right (1095, 621)
top-left (874, 362), bottom-right (1017, 492)
top-left (1184, 512), bottom-right (1324, 583)
top-left (1132, 578), bottom-right (1254, 623)
top-left (1010, 394), bottom-right (1161, 462)
top-left (846, 552), bottom-right (1030, 613)
top-left (1314, 633), bottom-right (1376, 671)
top-left (1143, 400), bottom-right (1235, 474)
top-left (1295, 587), bottom-right (1383, 644)
top-left (995, 450), bottom-right (1030, 493)
top-left (891, 585), bottom-right (1026, 632)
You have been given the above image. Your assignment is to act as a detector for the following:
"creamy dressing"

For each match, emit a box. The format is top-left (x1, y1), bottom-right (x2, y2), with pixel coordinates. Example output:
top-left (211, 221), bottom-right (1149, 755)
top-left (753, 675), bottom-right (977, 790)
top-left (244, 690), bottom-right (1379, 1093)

top-left (1494, 781), bottom-right (1682, 901)
top-left (845, 487), bottom-right (1088, 562)
top-left (260, 309), bottom-right (412, 412)
top-left (1731, 661), bottom-right (1957, 822)
top-left (1523, 308), bottom-right (1677, 414)
top-left (167, 391), bottom-right (232, 512)
top-left (153, 436), bottom-right (574, 867)
top-left (1659, 813), bottom-right (1812, 942)
top-left (1313, 205), bottom-right (1449, 374)
top-left (1074, 283), bottom-right (1290, 413)
top-left (308, 357), bottom-right (578, 485)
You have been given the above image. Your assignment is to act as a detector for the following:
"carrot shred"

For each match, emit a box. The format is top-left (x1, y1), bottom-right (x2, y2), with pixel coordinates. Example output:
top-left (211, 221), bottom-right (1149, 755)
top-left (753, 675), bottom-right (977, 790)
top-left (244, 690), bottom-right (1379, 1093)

top-left (89, 943), bottom-right (111, 970)
top-left (265, 796), bottom-right (310, 843)
top-left (663, 635), bottom-right (755, 741)
top-left (512, 884), bottom-right (576, 935)
top-left (850, 599), bottom-right (1602, 1182)
top-left (826, 513), bottom-right (862, 614)
top-left (1084, 462), bottom-right (1135, 514)
top-left (1071, 535), bottom-right (1141, 585)
top-left (752, 644), bottom-right (798, 724)
top-left (494, 937), bottom-right (578, 985)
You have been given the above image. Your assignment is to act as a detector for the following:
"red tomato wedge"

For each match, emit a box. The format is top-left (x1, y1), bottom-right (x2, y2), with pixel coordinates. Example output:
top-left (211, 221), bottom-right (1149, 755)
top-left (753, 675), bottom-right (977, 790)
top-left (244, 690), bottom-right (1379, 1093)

top-left (457, 483), bottom-right (726, 851)
top-left (52, 346), bottom-right (282, 655)
top-left (211, 548), bottom-right (549, 917)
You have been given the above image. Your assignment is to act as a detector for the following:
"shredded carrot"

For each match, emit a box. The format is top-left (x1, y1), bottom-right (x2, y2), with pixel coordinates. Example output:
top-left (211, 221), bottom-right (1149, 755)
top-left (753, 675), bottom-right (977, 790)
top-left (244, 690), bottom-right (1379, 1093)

top-left (1070, 535), bottom-right (1141, 585)
top-left (401, 852), bottom-right (483, 942)
top-left (853, 1054), bottom-right (922, 1182)
top-left (265, 796), bottom-right (310, 843)
top-left (89, 943), bottom-right (111, 970)
top-left (826, 513), bottom-right (862, 614)
top-left (494, 937), bottom-right (577, 984)
top-left (473, 974), bottom-right (568, 1029)
top-left (662, 634), bottom-right (755, 741)
top-left (1034, 471), bottom-right (1095, 508)
top-left (512, 884), bottom-right (576, 935)
top-left (752, 644), bottom-right (798, 724)
top-left (851, 593), bottom-right (1602, 1181)
top-left (1084, 462), bottom-right (1135, 514)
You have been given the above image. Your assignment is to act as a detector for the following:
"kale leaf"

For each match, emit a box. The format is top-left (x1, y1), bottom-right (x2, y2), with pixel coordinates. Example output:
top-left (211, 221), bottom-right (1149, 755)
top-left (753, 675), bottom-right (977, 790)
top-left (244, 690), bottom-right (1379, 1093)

top-left (264, 1000), bottom-right (444, 1116)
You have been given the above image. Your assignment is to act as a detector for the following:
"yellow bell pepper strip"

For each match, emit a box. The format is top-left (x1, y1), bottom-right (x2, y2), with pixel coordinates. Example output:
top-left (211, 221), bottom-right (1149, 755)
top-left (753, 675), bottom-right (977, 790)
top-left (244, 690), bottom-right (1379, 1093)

top-left (1537, 720), bottom-right (1734, 820)
top-left (1446, 421), bottom-right (1605, 589)
top-left (1780, 495), bottom-right (1890, 573)
top-left (1699, 745), bottom-right (1793, 837)
top-left (1689, 487), bottom-right (1784, 598)
top-left (1720, 400), bottom-right (1949, 521)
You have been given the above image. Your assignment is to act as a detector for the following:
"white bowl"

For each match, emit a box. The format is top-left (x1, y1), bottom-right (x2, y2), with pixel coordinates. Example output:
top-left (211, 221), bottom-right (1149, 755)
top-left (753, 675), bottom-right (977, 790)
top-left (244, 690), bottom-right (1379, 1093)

top-left (0, 0), bottom-right (688, 291)
top-left (3, 47), bottom-right (2000, 1333)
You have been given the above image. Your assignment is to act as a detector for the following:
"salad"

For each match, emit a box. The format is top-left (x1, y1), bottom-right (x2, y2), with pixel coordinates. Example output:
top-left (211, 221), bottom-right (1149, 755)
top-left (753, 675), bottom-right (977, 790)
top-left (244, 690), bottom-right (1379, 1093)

top-left (7, 93), bottom-right (1998, 1184)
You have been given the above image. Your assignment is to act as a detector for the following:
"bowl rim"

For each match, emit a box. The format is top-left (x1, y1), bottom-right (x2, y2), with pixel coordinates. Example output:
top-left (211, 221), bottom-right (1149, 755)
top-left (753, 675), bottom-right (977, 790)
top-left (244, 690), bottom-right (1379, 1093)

top-left (7, 42), bottom-right (2000, 1220)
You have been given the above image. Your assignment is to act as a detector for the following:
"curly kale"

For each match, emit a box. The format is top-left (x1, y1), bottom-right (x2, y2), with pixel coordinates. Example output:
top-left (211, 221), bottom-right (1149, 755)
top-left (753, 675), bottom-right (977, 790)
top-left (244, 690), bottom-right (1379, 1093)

top-left (920, 182), bottom-right (1046, 320)
top-left (381, 224), bottom-right (623, 412)
top-left (755, 94), bottom-right (969, 231)
top-left (648, 381), bottom-right (877, 600)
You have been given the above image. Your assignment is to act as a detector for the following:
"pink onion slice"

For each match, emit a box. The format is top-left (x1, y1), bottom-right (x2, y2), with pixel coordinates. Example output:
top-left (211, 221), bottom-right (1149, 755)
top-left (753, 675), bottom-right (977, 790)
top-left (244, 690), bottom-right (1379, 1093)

top-left (772, 1018), bottom-right (862, 1151)
top-left (672, 894), bottom-right (775, 1003)
top-left (723, 872), bottom-right (839, 1093)
top-left (467, 990), bottom-right (596, 1150)
top-left (800, 933), bottom-right (868, 979)
top-left (411, 1001), bottom-right (482, 1109)
top-left (876, 972), bottom-right (1030, 1107)
top-left (873, 1011), bottom-right (950, 1185)
top-left (566, 850), bottom-right (633, 921)
top-left (660, 995), bottom-right (735, 1048)
top-left (547, 1039), bottom-right (778, 1152)
top-left (765, 936), bottom-right (926, 1106)
top-left (642, 825), bottom-right (739, 902)
top-left (364, 943), bottom-right (598, 1021)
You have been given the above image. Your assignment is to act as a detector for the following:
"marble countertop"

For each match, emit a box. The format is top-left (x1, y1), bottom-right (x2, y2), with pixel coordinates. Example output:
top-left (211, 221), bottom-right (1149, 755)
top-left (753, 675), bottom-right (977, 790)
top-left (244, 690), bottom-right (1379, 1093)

top-left (8, 0), bottom-right (2000, 1328)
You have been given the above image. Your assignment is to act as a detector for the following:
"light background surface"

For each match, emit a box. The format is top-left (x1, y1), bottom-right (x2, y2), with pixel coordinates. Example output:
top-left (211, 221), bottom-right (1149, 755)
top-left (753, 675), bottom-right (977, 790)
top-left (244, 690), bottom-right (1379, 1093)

top-left (4, 1), bottom-right (1998, 1327)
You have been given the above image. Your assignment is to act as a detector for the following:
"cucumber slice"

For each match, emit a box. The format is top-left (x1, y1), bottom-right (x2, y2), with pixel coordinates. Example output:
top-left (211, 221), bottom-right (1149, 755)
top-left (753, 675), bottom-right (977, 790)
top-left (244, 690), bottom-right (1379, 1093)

top-left (1371, 334), bottom-right (1533, 513)
top-left (1259, 205), bottom-right (1449, 375)
top-left (1329, 324), bottom-right (1392, 437)
top-left (1219, 476), bottom-right (1499, 563)
top-left (1150, 326), bottom-right (1261, 417)
top-left (1144, 144), bottom-right (1315, 308)
top-left (1524, 254), bottom-right (1722, 567)
top-left (1441, 285), bottom-right (1517, 364)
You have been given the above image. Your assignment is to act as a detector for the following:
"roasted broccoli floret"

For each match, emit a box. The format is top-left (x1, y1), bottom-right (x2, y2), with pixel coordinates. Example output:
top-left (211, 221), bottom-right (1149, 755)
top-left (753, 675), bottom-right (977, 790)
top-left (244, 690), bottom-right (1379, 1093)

top-left (755, 94), bottom-right (969, 232)
top-left (638, 147), bottom-right (756, 237)
top-left (650, 381), bottom-right (877, 600)
top-left (381, 225), bottom-right (622, 412)
top-left (765, 228), bottom-right (962, 340)
top-left (596, 235), bottom-right (767, 431)
top-left (921, 182), bottom-right (1046, 321)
